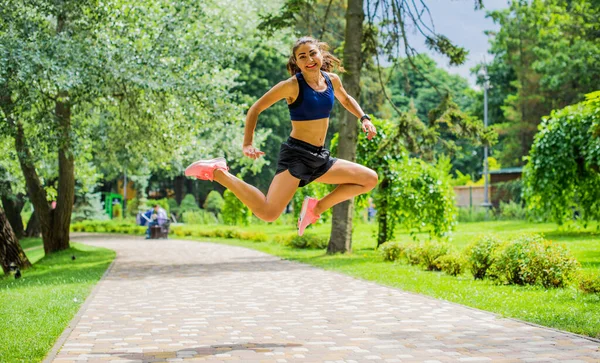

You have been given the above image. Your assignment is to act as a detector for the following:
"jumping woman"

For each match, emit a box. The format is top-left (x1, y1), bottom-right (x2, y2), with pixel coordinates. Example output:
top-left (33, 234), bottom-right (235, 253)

top-left (185, 36), bottom-right (378, 235)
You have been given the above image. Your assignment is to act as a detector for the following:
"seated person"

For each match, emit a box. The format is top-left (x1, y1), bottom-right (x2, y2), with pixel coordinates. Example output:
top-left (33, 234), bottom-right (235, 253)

top-left (144, 204), bottom-right (168, 239)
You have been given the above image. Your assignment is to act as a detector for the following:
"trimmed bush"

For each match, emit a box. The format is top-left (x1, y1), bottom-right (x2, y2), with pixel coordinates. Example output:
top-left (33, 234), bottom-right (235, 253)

top-left (279, 232), bottom-right (327, 249)
top-left (458, 207), bottom-right (491, 223)
top-left (180, 194), bottom-right (200, 213)
top-left (203, 190), bottom-right (224, 216)
top-left (466, 235), bottom-right (502, 279)
top-left (222, 189), bottom-right (251, 226)
top-left (239, 231), bottom-right (268, 242)
top-left (420, 242), bottom-right (450, 271)
top-left (379, 242), bottom-right (405, 262)
top-left (491, 234), bottom-right (580, 288)
top-left (404, 244), bottom-right (423, 266)
top-left (497, 201), bottom-right (528, 220)
top-left (578, 272), bottom-right (600, 294)
top-left (435, 254), bottom-right (465, 276)
top-left (181, 210), bottom-right (218, 225)
top-left (274, 233), bottom-right (295, 246)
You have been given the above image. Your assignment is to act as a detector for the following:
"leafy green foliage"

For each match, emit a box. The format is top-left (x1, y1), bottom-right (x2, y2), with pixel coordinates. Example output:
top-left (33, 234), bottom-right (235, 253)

top-left (275, 232), bottom-right (328, 249)
top-left (181, 210), bottom-right (218, 225)
top-left (179, 194), bottom-right (199, 213)
top-left (523, 92), bottom-right (600, 225)
top-left (497, 201), bottom-right (528, 221)
top-left (418, 241), bottom-right (451, 271)
top-left (434, 253), bottom-right (465, 276)
top-left (466, 235), bottom-right (502, 279)
top-left (490, 234), bottom-right (580, 288)
top-left (221, 189), bottom-right (251, 226)
top-left (382, 156), bottom-right (457, 241)
top-left (71, 192), bottom-right (108, 222)
top-left (578, 272), bottom-right (600, 294)
top-left (378, 242), bottom-right (405, 262)
top-left (203, 191), bottom-right (224, 216)
top-left (484, 0), bottom-right (600, 167)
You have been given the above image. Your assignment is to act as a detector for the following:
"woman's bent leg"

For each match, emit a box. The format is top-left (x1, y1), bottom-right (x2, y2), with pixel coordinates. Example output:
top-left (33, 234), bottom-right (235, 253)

top-left (312, 159), bottom-right (378, 215)
top-left (212, 169), bottom-right (299, 222)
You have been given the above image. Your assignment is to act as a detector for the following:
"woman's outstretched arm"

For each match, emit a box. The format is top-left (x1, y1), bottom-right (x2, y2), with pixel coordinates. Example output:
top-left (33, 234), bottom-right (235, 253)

top-left (328, 73), bottom-right (377, 140)
top-left (243, 79), bottom-right (296, 159)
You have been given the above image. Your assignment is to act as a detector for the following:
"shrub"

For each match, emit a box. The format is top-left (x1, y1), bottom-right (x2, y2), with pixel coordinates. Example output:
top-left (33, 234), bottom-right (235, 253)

top-left (466, 235), bottom-right (502, 279)
top-left (180, 194), bottom-right (200, 213)
top-left (491, 234), bottom-right (580, 288)
top-left (578, 272), bottom-right (600, 294)
top-left (168, 198), bottom-right (179, 218)
top-left (419, 241), bottom-right (450, 271)
top-left (379, 242), bottom-right (405, 262)
top-left (457, 207), bottom-right (491, 223)
top-left (222, 189), bottom-right (251, 226)
top-left (239, 231), bottom-right (268, 242)
top-left (286, 233), bottom-right (327, 249)
top-left (403, 244), bottom-right (422, 266)
top-left (274, 233), bottom-right (295, 245)
top-left (126, 197), bottom-right (149, 217)
top-left (435, 254), bottom-right (465, 276)
top-left (203, 190), bottom-right (224, 216)
top-left (182, 210), bottom-right (218, 225)
top-left (497, 201), bottom-right (528, 220)
top-left (71, 192), bottom-right (108, 222)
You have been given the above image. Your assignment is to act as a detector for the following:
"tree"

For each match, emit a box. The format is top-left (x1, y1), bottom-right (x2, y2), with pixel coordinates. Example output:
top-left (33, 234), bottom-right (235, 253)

top-left (523, 91), bottom-right (600, 225)
top-left (0, 205), bottom-right (31, 275)
top-left (484, 0), bottom-right (600, 167)
top-left (1, 0), bottom-right (268, 254)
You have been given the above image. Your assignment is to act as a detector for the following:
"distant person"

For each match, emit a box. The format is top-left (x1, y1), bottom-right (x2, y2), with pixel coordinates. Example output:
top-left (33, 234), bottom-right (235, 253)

top-left (185, 36), bottom-right (378, 235)
top-left (144, 204), bottom-right (168, 239)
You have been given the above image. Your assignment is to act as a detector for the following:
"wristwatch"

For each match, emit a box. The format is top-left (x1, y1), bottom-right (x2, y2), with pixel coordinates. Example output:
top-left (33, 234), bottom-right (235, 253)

top-left (360, 114), bottom-right (371, 123)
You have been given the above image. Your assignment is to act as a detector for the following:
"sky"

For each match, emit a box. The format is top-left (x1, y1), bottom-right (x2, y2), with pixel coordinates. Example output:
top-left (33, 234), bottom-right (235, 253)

top-left (404, 0), bottom-right (510, 86)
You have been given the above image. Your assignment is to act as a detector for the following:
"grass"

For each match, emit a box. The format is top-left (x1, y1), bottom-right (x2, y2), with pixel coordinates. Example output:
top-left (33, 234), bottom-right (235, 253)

top-left (178, 219), bottom-right (600, 339)
top-left (0, 238), bottom-right (115, 363)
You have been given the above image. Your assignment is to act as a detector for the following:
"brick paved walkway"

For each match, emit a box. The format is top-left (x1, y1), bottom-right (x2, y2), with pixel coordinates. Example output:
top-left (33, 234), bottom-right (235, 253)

top-left (47, 234), bottom-right (599, 363)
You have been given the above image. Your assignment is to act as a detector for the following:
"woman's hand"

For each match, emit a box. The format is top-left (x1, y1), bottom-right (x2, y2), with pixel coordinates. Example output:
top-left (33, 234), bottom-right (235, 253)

top-left (243, 144), bottom-right (265, 160)
top-left (362, 120), bottom-right (377, 140)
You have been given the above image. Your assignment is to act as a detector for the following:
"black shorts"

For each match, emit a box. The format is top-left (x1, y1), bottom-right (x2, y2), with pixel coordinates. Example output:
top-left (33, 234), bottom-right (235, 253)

top-left (275, 137), bottom-right (337, 187)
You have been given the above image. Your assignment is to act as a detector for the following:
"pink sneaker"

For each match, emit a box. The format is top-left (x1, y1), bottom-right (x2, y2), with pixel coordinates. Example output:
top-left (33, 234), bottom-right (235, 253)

top-left (297, 197), bottom-right (320, 236)
top-left (184, 157), bottom-right (228, 181)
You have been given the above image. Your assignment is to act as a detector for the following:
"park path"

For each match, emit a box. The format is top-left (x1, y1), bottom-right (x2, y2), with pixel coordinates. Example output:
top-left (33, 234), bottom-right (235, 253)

top-left (46, 234), bottom-right (599, 363)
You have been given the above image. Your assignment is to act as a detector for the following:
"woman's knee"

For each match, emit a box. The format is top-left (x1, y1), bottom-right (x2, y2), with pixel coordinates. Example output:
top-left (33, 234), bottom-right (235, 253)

top-left (255, 208), bottom-right (283, 223)
top-left (364, 169), bottom-right (379, 190)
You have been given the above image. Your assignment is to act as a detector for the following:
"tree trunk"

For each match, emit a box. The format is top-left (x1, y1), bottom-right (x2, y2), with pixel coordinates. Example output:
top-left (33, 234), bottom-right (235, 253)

top-left (327, 0), bottom-right (364, 254)
top-left (174, 175), bottom-right (185, 205)
top-left (376, 177), bottom-right (389, 247)
top-left (1, 189), bottom-right (25, 239)
top-left (0, 206), bottom-right (31, 275)
top-left (14, 120), bottom-right (56, 252)
top-left (25, 210), bottom-right (41, 237)
top-left (52, 91), bottom-right (74, 253)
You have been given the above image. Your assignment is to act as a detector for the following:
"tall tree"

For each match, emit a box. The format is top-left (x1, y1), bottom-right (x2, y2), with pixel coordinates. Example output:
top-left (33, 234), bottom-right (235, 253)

top-left (1, 0), bottom-right (267, 253)
top-left (0, 205), bottom-right (31, 275)
top-left (485, 0), bottom-right (600, 166)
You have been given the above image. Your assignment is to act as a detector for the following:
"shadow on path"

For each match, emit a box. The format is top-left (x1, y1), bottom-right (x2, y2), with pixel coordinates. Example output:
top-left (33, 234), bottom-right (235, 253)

top-left (99, 342), bottom-right (303, 361)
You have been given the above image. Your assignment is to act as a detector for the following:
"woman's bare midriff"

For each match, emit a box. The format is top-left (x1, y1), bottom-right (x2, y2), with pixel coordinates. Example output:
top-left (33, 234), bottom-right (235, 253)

top-left (290, 118), bottom-right (329, 146)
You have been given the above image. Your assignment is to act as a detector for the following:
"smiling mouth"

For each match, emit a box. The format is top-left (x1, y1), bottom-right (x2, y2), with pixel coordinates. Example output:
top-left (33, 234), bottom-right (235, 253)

top-left (306, 63), bottom-right (317, 69)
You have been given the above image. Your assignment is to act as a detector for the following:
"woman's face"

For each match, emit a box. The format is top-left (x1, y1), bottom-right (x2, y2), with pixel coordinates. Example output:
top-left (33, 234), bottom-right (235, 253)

top-left (294, 43), bottom-right (323, 73)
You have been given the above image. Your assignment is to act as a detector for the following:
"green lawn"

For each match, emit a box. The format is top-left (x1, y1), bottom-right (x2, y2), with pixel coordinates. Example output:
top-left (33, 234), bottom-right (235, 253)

top-left (184, 219), bottom-right (600, 338)
top-left (0, 239), bottom-right (115, 363)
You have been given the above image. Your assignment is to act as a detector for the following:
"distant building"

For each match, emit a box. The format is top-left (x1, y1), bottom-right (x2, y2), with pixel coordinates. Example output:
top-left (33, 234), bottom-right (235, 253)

top-left (489, 167), bottom-right (523, 184)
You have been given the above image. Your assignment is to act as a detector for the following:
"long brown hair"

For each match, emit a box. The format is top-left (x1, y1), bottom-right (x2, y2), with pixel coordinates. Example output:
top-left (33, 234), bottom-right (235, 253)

top-left (286, 36), bottom-right (345, 76)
